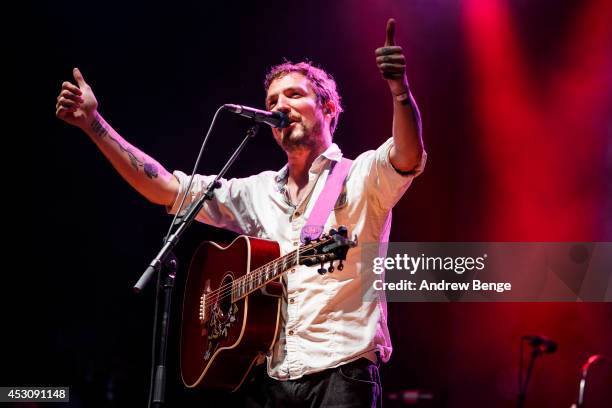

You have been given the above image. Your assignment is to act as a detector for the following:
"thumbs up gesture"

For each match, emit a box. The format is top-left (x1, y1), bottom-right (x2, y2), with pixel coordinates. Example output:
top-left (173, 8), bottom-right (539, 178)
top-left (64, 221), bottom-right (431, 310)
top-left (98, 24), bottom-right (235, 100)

top-left (375, 19), bottom-right (409, 96)
top-left (56, 68), bottom-right (98, 129)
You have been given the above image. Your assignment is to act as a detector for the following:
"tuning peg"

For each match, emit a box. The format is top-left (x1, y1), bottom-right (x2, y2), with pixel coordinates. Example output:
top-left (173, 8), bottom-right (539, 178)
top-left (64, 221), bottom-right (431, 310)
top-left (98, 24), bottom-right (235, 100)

top-left (318, 263), bottom-right (327, 275)
top-left (328, 262), bottom-right (335, 273)
top-left (328, 228), bottom-right (338, 236)
top-left (338, 226), bottom-right (348, 237)
top-left (337, 260), bottom-right (344, 271)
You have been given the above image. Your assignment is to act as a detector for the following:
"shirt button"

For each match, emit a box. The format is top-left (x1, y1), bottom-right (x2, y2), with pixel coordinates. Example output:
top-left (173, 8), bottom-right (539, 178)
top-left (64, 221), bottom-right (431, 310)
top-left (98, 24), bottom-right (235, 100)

top-left (289, 298), bottom-right (295, 304)
top-left (293, 242), bottom-right (298, 246)
top-left (288, 330), bottom-right (294, 336)
top-left (294, 211), bottom-right (301, 217)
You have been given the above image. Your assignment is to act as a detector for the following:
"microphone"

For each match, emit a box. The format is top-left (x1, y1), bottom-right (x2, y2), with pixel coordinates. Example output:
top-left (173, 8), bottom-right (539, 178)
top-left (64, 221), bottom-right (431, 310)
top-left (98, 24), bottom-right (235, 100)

top-left (523, 335), bottom-right (558, 353)
top-left (223, 104), bottom-right (289, 128)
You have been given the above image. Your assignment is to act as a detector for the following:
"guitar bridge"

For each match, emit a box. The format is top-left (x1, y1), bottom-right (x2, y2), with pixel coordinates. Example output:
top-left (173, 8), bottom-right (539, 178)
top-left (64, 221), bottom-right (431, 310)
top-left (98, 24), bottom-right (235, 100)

top-left (199, 279), bottom-right (212, 323)
top-left (199, 293), bottom-right (207, 323)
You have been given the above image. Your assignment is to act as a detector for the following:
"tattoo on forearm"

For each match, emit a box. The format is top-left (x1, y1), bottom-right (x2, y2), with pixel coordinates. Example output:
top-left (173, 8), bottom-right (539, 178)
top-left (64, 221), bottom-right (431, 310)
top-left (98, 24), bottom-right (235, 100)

top-left (91, 116), bottom-right (160, 179)
top-left (144, 163), bottom-right (159, 178)
top-left (91, 117), bottom-right (108, 139)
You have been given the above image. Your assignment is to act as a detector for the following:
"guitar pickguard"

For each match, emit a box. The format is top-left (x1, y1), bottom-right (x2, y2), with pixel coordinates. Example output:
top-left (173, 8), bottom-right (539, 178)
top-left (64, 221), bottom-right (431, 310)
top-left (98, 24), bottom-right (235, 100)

top-left (203, 302), bottom-right (238, 361)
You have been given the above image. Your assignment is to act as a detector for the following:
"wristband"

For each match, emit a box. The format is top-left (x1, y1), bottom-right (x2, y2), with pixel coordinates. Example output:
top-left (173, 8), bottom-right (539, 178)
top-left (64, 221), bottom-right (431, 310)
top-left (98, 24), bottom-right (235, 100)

top-left (395, 92), bottom-right (409, 103)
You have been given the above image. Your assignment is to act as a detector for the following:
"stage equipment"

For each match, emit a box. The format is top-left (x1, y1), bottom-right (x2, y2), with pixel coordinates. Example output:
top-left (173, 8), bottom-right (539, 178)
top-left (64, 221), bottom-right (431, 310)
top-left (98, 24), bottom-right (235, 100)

top-left (517, 334), bottom-right (558, 408)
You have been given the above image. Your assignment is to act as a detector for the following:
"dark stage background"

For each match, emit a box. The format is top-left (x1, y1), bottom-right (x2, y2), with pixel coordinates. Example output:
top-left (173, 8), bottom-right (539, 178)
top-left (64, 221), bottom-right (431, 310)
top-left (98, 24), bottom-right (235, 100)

top-left (11, 0), bottom-right (612, 406)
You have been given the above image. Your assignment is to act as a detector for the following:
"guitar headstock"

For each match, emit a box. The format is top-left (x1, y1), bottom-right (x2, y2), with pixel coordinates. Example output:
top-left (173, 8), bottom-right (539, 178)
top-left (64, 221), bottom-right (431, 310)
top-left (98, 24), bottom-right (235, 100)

top-left (299, 226), bottom-right (358, 274)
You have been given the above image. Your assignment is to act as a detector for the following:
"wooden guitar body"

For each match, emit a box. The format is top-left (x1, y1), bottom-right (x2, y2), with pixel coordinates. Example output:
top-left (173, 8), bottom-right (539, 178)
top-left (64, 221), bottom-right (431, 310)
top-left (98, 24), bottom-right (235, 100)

top-left (180, 227), bottom-right (355, 392)
top-left (180, 236), bottom-right (282, 391)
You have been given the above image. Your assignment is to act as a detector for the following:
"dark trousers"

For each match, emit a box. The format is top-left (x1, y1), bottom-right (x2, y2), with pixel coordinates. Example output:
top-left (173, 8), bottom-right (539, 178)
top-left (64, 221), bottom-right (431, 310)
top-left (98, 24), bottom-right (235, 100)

top-left (241, 358), bottom-right (382, 408)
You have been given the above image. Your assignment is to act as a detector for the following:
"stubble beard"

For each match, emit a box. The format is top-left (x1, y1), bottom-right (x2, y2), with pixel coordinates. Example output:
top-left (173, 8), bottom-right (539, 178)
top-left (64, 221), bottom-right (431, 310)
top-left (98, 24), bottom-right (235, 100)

top-left (279, 119), bottom-right (324, 153)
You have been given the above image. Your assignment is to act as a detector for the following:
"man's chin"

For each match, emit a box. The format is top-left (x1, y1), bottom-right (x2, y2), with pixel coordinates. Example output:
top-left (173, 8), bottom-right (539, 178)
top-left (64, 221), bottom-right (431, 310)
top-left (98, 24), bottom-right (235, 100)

top-left (281, 127), bottom-right (305, 145)
top-left (278, 122), bottom-right (321, 152)
top-left (281, 139), bottom-right (305, 152)
top-left (283, 122), bottom-right (300, 136)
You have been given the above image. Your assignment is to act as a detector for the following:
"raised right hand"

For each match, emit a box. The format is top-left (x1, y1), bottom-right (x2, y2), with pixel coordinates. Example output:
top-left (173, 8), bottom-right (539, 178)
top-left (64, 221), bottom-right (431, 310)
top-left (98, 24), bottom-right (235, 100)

top-left (56, 67), bottom-right (98, 129)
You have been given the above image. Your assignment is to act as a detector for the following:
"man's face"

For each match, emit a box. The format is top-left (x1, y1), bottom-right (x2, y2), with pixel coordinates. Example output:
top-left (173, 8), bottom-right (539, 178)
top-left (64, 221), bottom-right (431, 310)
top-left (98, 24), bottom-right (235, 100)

top-left (265, 72), bottom-right (327, 152)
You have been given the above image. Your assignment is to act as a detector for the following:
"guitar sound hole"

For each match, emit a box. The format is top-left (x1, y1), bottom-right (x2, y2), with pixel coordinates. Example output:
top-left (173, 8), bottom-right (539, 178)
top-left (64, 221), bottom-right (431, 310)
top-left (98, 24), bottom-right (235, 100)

top-left (217, 274), bottom-right (233, 320)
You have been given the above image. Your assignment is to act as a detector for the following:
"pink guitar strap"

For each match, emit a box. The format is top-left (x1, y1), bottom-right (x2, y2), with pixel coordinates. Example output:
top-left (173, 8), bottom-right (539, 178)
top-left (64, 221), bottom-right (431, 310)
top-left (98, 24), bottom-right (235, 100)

top-left (300, 157), bottom-right (353, 243)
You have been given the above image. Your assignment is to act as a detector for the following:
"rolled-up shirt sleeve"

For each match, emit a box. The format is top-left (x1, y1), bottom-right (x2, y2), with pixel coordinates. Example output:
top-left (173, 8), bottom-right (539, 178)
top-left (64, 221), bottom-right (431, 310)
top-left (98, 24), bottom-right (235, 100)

top-left (356, 137), bottom-right (427, 210)
top-left (166, 170), bottom-right (252, 234)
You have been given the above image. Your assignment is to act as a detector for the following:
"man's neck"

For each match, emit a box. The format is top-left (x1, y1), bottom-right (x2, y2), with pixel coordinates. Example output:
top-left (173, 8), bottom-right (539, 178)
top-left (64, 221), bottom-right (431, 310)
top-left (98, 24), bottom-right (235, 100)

top-left (286, 142), bottom-right (330, 188)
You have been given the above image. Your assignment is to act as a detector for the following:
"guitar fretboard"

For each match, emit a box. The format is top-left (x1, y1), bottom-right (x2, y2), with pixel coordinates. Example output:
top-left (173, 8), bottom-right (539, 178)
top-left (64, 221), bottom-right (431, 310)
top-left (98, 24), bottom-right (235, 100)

top-left (231, 250), bottom-right (299, 301)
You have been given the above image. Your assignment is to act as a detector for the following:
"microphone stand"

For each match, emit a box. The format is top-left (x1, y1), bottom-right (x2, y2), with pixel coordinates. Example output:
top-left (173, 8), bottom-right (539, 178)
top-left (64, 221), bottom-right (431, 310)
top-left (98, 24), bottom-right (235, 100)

top-left (132, 123), bottom-right (261, 407)
top-left (517, 347), bottom-right (541, 408)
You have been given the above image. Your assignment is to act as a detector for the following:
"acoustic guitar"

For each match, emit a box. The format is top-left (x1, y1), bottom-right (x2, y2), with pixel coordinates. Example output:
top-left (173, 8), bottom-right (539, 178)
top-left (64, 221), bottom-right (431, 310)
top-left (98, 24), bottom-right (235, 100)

top-left (180, 227), bottom-right (356, 391)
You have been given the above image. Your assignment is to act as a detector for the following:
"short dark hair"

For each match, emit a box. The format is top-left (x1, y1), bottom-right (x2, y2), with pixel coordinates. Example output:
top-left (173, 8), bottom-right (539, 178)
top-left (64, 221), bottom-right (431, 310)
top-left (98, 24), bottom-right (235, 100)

top-left (264, 60), bottom-right (343, 135)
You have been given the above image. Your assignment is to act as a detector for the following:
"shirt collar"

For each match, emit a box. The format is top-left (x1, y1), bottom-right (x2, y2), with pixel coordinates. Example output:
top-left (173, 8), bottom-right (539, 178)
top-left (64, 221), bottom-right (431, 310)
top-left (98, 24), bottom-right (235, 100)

top-left (320, 142), bottom-right (343, 163)
top-left (274, 143), bottom-right (343, 185)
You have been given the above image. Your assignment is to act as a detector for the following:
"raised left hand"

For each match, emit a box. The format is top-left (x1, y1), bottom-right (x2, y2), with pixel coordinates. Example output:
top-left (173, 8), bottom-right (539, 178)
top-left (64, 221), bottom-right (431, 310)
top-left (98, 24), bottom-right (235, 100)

top-left (375, 18), bottom-right (409, 96)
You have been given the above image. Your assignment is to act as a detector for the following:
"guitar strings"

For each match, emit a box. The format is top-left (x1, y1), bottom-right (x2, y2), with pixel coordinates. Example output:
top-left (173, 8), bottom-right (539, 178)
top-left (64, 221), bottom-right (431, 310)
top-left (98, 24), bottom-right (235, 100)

top-left (201, 232), bottom-right (352, 311)
top-left (201, 239), bottom-right (339, 311)
top-left (202, 249), bottom-right (301, 309)
top-left (201, 246), bottom-right (324, 308)
top-left (231, 240), bottom-right (341, 296)
top-left (201, 243), bottom-right (321, 310)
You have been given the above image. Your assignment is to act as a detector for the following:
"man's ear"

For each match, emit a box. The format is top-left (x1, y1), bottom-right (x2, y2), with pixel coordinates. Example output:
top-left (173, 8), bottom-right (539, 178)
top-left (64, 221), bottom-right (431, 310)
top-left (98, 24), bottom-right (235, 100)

top-left (323, 101), bottom-right (336, 117)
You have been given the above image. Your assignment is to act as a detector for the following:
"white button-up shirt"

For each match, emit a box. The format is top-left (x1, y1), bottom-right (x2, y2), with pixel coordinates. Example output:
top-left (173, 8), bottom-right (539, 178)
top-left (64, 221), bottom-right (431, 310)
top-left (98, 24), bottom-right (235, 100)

top-left (168, 138), bottom-right (426, 380)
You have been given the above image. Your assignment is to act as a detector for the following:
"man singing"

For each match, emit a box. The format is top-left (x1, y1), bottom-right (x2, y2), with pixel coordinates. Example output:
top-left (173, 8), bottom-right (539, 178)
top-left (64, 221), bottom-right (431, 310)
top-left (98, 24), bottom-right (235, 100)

top-left (56, 18), bottom-right (426, 408)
